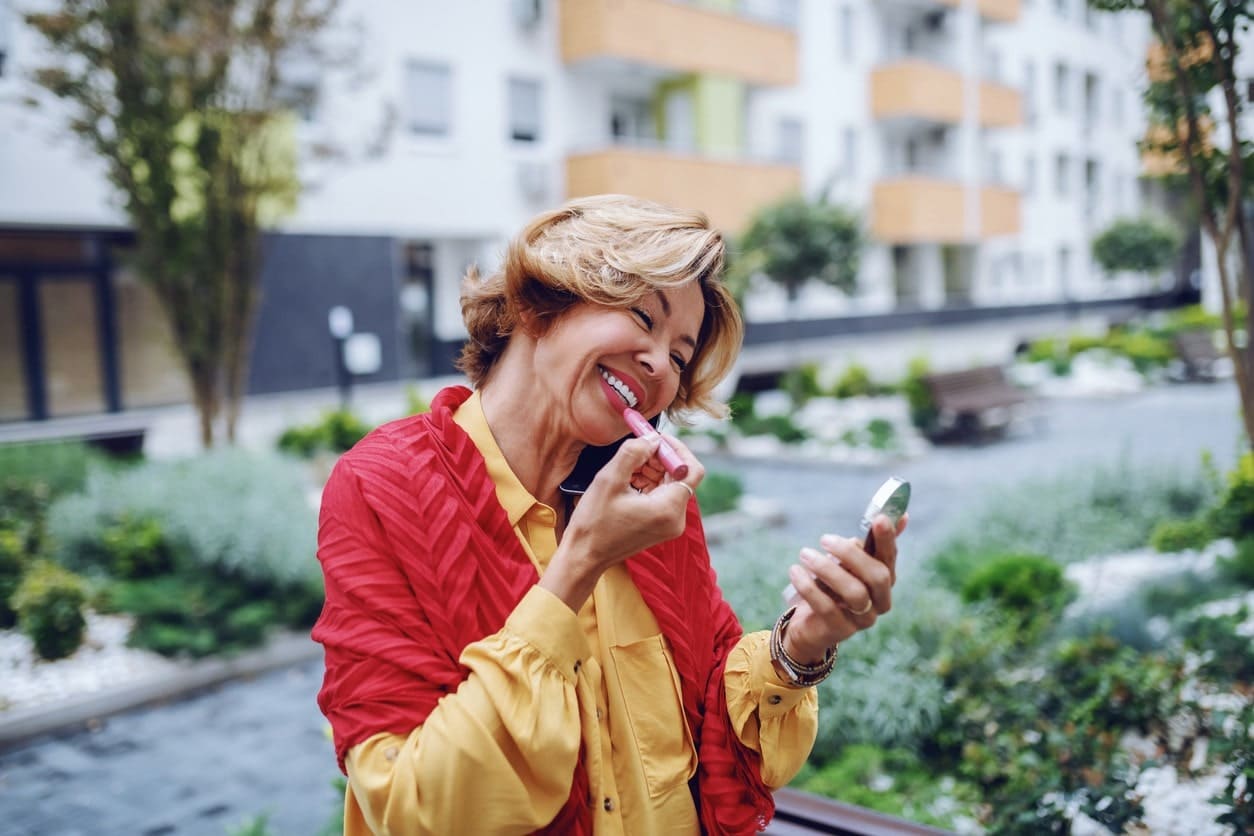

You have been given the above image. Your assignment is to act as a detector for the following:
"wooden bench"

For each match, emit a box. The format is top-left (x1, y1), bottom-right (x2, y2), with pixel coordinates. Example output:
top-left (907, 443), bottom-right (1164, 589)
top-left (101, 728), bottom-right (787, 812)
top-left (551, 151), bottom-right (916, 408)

top-left (922, 364), bottom-right (1032, 441)
top-left (0, 412), bottom-right (150, 457)
top-left (1173, 328), bottom-right (1225, 381)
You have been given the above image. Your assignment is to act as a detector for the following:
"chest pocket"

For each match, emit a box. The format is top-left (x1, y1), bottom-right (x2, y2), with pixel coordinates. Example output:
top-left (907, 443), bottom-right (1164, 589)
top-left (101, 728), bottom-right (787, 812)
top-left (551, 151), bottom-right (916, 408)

top-left (609, 634), bottom-right (698, 798)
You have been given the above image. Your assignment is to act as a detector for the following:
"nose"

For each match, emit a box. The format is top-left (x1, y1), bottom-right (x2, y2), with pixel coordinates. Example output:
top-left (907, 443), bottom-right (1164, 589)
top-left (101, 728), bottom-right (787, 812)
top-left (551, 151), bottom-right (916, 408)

top-left (636, 344), bottom-right (667, 380)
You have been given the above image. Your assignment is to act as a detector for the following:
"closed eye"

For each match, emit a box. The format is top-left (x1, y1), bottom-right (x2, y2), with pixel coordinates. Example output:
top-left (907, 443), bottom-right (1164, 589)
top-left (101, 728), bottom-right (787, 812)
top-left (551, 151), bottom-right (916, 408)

top-left (671, 353), bottom-right (689, 373)
top-left (632, 307), bottom-right (654, 330)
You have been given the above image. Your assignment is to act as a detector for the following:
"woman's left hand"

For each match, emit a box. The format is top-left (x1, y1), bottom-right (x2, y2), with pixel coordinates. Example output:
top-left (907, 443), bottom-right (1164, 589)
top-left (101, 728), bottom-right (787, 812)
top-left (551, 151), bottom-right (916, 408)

top-left (780, 513), bottom-right (909, 664)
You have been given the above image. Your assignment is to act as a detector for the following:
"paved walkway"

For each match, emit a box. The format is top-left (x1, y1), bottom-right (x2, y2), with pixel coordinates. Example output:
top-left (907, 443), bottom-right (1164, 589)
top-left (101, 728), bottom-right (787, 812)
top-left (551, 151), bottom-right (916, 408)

top-left (0, 383), bottom-right (1242, 835)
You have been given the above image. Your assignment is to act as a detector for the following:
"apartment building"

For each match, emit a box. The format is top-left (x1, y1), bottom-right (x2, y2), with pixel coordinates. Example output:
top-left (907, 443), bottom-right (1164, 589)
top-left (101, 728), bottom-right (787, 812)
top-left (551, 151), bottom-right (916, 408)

top-left (0, 0), bottom-right (1171, 422)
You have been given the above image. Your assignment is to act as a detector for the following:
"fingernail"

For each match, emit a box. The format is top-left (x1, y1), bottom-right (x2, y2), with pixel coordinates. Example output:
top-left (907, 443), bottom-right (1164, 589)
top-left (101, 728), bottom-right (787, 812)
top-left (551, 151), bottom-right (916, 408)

top-left (819, 534), bottom-right (841, 550)
top-left (799, 548), bottom-right (819, 566)
top-left (788, 565), bottom-right (805, 584)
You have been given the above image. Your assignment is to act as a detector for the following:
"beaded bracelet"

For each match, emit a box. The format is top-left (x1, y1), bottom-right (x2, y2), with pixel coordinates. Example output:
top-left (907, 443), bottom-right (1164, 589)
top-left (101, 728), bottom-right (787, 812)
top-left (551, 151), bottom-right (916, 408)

top-left (769, 606), bottom-right (838, 688)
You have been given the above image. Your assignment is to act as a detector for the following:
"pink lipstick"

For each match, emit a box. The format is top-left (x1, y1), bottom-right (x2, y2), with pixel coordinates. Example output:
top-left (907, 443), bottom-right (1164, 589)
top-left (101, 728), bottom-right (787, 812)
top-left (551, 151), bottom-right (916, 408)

top-left (622, 407), bottom-right (689, 481)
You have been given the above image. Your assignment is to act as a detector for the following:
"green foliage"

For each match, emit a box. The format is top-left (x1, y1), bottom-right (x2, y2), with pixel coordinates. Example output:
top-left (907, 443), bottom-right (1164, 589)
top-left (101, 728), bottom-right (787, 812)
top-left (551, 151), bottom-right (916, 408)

top-left (1091, 216), bottom-right (1182, 275)
top-left (405, 386), bottom-right (431, 416)
top-left (793, 744), bottom-right (980, 830)
top-left (1022, 328), bottom-right (1176, 376)
top-left (49, 449), bottom-right (318, 587)
top-left (1209, 701), bottom-right (1254, 833)
top-left (13, 561), bottom-right (88, 661)
top-left (100, 515), bottom-right (173, 579)
top-left (1212, 452), bottom-right (1254, 541)
top-left (0, 441), bottom-right (102, 499)
top-left (737, 195), bottom-right (863, 300)
top-left (901, 356), bottom-right (937, 433)
top-left (729, 401), bottom-right (809, 445)
top-left (1219, 536), bottom-right (1254, 586)
top-left (833, 363), bottom-right (879, 399)
top-left (1179, 605), bottom-right (1254, 686)
top-left (695, 471), bottom-right (743, 516)
top-left (0, 528), bottom-right (26, 629)
top-left (959, 553), bottom-right (1075, 633)
top-left (1149, 516), bottom-right (1215, 553)
top-left (778, 363), bottom-right (823, 407)
top-left (227, 812), bottom-right (275, 836)
top-left (1106, 329), bottom-right (1175, 373)
top-left (318, 775), bottom-right (349, 836)
top-left (277, 409), bottom-right (373, 458)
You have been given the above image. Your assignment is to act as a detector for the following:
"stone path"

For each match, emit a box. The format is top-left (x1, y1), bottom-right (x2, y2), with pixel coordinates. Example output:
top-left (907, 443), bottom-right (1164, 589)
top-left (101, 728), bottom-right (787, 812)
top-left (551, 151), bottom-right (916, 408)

top-left (0, 382), bottom-right (1242, 835)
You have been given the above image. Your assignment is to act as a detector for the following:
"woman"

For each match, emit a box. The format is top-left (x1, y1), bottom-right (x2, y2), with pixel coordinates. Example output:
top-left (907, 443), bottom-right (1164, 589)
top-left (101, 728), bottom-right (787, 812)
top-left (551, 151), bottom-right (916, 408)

top-left (313, 195), bottom-right (905, 835)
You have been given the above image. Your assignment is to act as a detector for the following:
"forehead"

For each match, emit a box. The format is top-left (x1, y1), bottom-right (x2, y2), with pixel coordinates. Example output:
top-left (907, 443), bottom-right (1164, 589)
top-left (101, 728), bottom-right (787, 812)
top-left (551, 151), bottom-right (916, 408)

top-left (654, 281), bottom-right (705, 333)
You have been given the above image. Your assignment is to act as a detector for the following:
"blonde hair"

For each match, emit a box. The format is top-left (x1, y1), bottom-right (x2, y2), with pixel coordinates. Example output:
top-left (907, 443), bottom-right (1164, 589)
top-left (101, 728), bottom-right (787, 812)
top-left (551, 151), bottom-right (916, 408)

top-left (458, 194), bottom-right (743, 420)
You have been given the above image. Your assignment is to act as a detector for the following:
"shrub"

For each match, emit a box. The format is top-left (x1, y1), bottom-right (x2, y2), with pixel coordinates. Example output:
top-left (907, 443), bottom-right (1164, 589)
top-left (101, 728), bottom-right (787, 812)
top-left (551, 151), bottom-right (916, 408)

top-left (0, 528), bottom-right (25, 629)
top-left (900, 357), bottom-right (937, 432)
top-left (779, 363), bottom-right (823, 407)
top-left (1219, 537), bottom-right (1254, 586)
top-left (277, 409), bottom-right (372, 458)
top-left (0, 440), bottom-right (103, 499)
top-left (1107, 330), bottom-right (1175, 373)
top-left (1179, 606), bottom-right (1254, 685)
top-left (1212, 452), bottom-right (1254, 541)
top-left (833, 363), bottom-right (876, 399)
top-left (696, 471), bottom-right (743, 516)
top-left (1149, 516), bottom-right (1215, 553)
top-left (101, 515), bottom-right (173, 579)
top-left (1091, 216), bottom-right (1182, 275)
top-left (959, 553), bottom-right (1075, 632)
top-left (49, 449), bottom-right (318, 587)
top-left (13, 560), bottom-right (88, 660)
top-left (405, 385), bottom-right (431, 416)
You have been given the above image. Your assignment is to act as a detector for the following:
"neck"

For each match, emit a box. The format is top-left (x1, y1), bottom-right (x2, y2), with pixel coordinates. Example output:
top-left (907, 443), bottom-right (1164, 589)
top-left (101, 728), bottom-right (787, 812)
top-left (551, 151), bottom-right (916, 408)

top-left (479, 345), bottom-right (584, 508)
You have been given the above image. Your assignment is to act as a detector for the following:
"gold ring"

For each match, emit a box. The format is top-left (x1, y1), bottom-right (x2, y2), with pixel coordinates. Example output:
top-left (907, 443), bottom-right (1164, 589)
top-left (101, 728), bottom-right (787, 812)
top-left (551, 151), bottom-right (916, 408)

top-left (850, 600), bottom-right (873, 616)
top-left (679, 482), bottom-right (696, 500)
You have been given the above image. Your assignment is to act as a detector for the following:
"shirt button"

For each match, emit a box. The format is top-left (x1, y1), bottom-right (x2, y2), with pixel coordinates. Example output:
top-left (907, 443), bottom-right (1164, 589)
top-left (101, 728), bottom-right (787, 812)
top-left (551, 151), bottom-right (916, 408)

top-left (596, 708), bottom-right (603, 720)
top-left (603, 797), bottom-right (615, 812)
top-left (573, 660), bottom-right (581, 674)
top-left (768, 695), bottom-right (783, 705)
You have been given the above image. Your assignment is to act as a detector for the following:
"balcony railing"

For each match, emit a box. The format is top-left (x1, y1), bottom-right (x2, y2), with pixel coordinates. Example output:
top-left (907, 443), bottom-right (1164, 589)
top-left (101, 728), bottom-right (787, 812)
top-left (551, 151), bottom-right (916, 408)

top-left (558, 0), bottom-right (797, 86)
top-left (978, 80), bottom-right (1023, 127)
top-left (871, 61), bottom-right (964, 124)
top-left (939, 0), bottom-right (1021, 22)
top-left (565, 146), bottom-right (801, 232)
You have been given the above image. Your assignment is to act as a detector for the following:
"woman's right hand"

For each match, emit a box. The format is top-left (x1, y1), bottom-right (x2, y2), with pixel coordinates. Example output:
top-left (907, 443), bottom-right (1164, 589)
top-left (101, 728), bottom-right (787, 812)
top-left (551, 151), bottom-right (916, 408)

top-left (540, 434), bottom-right (702, 612)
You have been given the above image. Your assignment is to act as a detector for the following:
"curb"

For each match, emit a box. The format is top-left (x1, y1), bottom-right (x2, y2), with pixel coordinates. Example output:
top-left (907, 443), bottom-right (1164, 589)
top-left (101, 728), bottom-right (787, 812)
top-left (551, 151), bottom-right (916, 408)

top-left (0, 631), bottom-right (322, 751)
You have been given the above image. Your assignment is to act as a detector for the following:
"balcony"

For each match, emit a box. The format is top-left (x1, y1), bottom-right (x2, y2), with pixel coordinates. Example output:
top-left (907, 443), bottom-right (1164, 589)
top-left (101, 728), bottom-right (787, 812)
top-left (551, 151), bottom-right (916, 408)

top-left (871, 61), bottom-right (964, 124)
top-left (565, 147), bottom-right (801, 232)
top-left (558, 0), bottom-right (797, 86)
top-left (871, 178), bottom-right (1021, 243)
top-left (978, 80), bottom-right (1023, 127)
top-left (939, 0), bottom-right (1021, 22)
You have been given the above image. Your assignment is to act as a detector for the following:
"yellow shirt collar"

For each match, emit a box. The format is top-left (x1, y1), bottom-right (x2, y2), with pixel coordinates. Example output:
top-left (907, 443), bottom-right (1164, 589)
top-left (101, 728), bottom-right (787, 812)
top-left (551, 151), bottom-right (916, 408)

top-left (452, 389), bottom-right (542, 528)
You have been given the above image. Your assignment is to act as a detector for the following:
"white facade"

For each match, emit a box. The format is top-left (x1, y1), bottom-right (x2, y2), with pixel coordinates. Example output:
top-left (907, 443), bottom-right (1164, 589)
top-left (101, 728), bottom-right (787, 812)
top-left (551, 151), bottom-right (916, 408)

top-left (0, 0), bottom-right (1168, 348)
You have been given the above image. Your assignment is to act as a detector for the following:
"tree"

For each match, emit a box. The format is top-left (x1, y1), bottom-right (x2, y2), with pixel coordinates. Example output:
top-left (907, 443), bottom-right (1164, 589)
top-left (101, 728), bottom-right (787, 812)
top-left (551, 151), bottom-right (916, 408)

top-left (1091, 215), bottom-right (1182, 277)
top-left (732, 194), bottom-right (863, 307)
top-left (1092, 0), bottom-right (1254, 448)
top-left (24, 1), bottom-right (339, 447)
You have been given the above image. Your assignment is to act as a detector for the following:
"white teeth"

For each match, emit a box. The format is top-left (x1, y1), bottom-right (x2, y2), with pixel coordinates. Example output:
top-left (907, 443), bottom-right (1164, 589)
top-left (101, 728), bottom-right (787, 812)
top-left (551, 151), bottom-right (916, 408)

top-left (600, 369), bottom-right (638, 408)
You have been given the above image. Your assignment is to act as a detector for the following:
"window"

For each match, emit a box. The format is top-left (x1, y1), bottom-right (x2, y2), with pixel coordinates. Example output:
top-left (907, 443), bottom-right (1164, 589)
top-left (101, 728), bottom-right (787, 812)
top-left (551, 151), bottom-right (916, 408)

top-left (0, 0), bottom-right (10, 78)
top-left (1055, 153), bottom-right (1070, 198)
top-left (610, 96), bottom-right (654, 143)
top-left (986, 149), bottom-right (1004, 184)
top-left (776, 117), bottom-right (803, 164)
top-left (1054, 62), bottom-right (1070, 113)
top-left (1112, 87), bottom-right (1124, 127)
top-left (1246, 79), bottom-right (1254, 105)
top-left (1024, 61), bottom-right (1036, 124)
top-left (1024, 154), bottom-right (1037, 195)
top-left (1054, 0), bottom-right (1069, 18)
top-left (840, 5), bottom-right (855, 63)
top-left (406, 61), bottom-right (452, 137)
top-left (507, 77), bottom-right (542, 143)
top-left (843, 126), bottom-right (858, 175)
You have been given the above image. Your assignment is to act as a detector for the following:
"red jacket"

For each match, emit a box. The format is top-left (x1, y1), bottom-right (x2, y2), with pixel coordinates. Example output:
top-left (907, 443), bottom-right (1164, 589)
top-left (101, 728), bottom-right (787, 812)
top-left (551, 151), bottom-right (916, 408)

top-left (313, 385), bottom-right (773, 834)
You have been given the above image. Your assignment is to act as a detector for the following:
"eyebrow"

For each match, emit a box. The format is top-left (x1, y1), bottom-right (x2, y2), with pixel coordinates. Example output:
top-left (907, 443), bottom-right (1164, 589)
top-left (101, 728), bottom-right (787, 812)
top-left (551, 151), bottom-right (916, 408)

top-left (655, 290), bottom-right (697, 351)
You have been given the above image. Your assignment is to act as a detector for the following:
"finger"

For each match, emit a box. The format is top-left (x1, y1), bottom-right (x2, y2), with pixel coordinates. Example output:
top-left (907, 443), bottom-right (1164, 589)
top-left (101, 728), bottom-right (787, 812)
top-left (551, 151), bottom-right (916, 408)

top-left (657, 433), bottom-right (705, 486)
top-left (800, 547), bottom-right (877, 617)
top-left (815, 536), bottom-right (893, 614)
top-left (786, 561), bottom-right (847, 621)
top-left (867, 515), bottom-right (900, 577)
top-left (602, 436), bottom-right (662, 484)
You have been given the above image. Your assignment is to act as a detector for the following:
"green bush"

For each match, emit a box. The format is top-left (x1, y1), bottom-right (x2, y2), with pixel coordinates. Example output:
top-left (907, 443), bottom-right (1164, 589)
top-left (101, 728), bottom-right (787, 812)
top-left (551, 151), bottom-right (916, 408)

top-left (101, 515), bottom-right (173, 579)
top-left (1212, 452), bottom-right (1254, 541)
top-left (277, 409), bottom-right (372, 458)
top-left (0, 528), bottom-right (25, 629)
top-left (13, 560), bottom-right (88, 660)
top-left (732, 409), bottom-right (809, 444)
top-left (1219, 537), bottom-right (1254, 586)
top-left (1149, 516), bottom-right (1215, 553)
top-left (959, 553), bottom-right (1075, 631)
top-left (1091, 216), bottom-right (1182, 275)
top-left (49, 449), bottom-right (318, 587)
top-left (832, 363), bottom-right (876, 399)
top-left (0, 441), bottom-right (103, 499)
top-left (900, 357), bottom-right (937, 432)
top-left (779, 363), bottom-right (824, 407)
top-left (405, 385), bottom-right (431, 416)
top-left (1107, 330), bottom-right (1175, 373)
top-left (1179, 606), bottom-right (1254, 685)
top-left (696, 471), bottom-right (743, 516)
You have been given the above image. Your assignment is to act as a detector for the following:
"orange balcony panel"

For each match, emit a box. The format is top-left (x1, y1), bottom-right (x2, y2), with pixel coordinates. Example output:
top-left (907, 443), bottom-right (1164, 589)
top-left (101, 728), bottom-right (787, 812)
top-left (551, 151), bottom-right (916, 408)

top-left (939, 0), bottom-right (1021, 22)
top-left (565, 148), bottom-right (801, 232)
top-left (980, 186), bottom-right (1021, 238)
top-left (558, 0), bottom-right (797, 87)
top-left (871, 61), bottom-right (963, 124)
top-left (979, 81), bottom-right (1023, 127)
top-left (872, 178), bottom-right (967, 244)
top-left (1147, 36), bottom-right (1213, 83)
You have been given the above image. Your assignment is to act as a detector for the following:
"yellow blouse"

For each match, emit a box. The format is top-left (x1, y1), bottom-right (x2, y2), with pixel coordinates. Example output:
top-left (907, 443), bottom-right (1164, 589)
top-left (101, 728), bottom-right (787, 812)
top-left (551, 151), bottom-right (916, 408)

top-left (342, 392), bottom-right (817, 835)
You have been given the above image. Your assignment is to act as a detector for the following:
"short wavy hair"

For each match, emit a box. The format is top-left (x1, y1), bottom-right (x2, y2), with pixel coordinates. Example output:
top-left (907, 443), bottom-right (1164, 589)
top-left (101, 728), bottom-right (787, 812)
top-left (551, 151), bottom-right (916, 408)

top-left (457, 194), bottom-right (743, 420)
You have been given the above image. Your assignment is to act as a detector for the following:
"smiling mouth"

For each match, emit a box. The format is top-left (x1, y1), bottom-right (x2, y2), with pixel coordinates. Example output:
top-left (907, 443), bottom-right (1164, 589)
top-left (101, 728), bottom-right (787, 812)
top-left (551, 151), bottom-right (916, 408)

top-left (599, 367), bottom-right (639, 409)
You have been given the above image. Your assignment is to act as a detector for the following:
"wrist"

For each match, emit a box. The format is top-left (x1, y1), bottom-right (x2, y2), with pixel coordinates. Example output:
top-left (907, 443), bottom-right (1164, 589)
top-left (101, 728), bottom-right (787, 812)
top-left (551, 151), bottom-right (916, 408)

top-left (769, 607), bottom-right (838, 688)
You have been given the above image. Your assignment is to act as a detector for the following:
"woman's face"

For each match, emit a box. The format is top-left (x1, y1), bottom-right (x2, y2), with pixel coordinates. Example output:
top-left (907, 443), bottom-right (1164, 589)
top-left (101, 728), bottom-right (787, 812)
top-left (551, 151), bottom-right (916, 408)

top-left (530, 280), bottom-right (705, 447)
